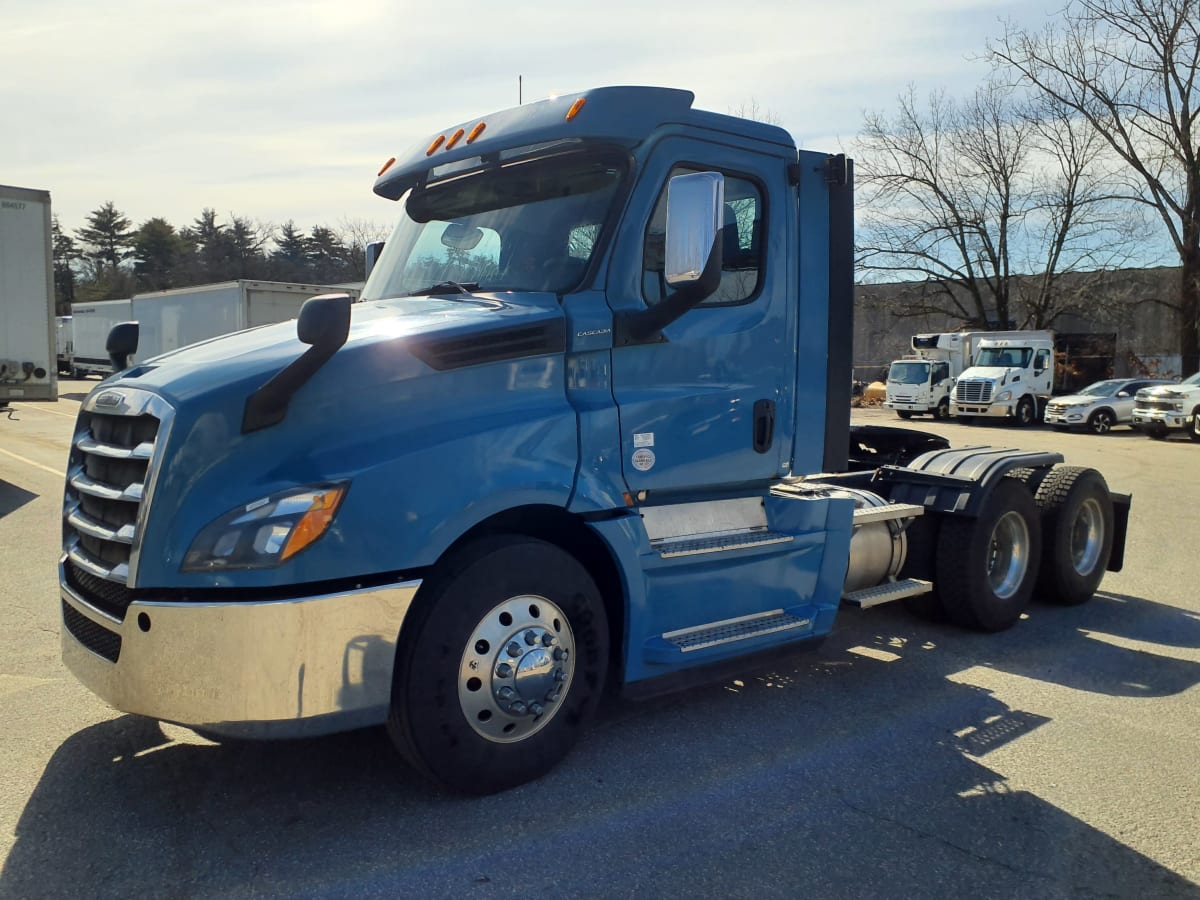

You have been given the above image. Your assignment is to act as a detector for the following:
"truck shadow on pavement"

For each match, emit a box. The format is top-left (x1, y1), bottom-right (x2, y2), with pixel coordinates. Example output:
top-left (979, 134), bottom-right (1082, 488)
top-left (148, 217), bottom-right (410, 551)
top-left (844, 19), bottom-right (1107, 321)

top-left (0, 480), bottom-right (38, 518)
top-left (4, 590), bottom-right (1199, 898)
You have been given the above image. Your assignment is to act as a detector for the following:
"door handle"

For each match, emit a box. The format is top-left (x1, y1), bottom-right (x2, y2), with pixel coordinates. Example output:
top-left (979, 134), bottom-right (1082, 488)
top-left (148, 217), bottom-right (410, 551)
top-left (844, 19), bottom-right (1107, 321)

top-left (753, 399), bottom-right (776, 453)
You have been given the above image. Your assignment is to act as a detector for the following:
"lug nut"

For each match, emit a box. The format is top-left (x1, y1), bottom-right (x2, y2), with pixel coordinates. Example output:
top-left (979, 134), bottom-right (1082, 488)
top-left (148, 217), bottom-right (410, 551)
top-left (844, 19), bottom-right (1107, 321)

top-left (545, 689), bottom-right (558, 701)
top-left (552, 647), bottom-right (564, 661)
top-left (541, 633), bottom-right (554, 647)
top-left (554, 669), bottom-right (567, 683)
top-left (497, 686), bottom-right (515, 700)
top-left (510, 701), bottom-right (527, 716)
top-left (506, 642), bottom-right (522, 658)
top-left (529, 702), bottom-right (544, 717)
top-left (496, 663), bottom-right (513, 679)
top-left (524, 630), bottom-right (538, 646)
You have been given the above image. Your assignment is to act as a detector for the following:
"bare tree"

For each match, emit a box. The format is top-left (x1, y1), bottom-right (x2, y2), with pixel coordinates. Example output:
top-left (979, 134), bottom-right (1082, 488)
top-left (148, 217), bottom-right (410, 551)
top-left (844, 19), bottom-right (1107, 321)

top-left (992, 0), bottom-right (1200, 373)
top-left (856, 80), bottom-right (1141, 330)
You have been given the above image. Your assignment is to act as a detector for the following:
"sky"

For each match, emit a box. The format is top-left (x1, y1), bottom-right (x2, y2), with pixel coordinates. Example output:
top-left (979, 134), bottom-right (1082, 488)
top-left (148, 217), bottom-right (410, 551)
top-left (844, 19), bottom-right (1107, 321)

top-left (2, 0), bottom-right (1058, 239)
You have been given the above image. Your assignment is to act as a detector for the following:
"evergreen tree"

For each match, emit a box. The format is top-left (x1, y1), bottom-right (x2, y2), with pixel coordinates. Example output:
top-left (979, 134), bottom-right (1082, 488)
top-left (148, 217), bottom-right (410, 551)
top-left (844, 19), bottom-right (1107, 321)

top-left (75, 201), bottom-right (134, 274)
top-left (134, 218), bottom-right (185, 291)
top-left (51, 216), bottom-right (80, 312)
top-left (271, 220), bottom-right (311, 282)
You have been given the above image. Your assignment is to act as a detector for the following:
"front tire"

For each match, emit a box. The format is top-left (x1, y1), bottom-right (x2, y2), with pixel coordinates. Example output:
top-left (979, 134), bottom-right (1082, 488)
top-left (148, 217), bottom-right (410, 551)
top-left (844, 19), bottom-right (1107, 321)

top-left (935, 479), bottom-right (1042, 631)
top-left (388, 536), bottom-right (609, 794)
top-left (1015, 396), bottom-right (1037, 427)
top-left (1190, 409), bottom-right (1200, 443)
top-left (1087, 409), bottom-right (1116, 434)
top-left (1147, 425), bottom-right (1168, 441)
top-left (934, 398), bottom-right (950, 420)
top-left (1033, 466), bottom-right (1113, 606)
top-left (896, 411), bottom-right (913, 420)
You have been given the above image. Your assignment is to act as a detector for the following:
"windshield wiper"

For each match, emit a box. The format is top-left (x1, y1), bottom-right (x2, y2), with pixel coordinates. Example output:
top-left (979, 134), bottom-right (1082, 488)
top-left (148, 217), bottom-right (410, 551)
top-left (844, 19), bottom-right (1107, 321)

top-left (408, 281), bottom-right (479, 297)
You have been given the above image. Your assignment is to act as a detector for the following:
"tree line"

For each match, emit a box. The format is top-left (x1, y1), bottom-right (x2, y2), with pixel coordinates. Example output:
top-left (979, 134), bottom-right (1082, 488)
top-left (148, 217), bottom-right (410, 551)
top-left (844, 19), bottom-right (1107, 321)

top-left (52, 203), bottom-right (388, 312)
top-left (854, 0), bottom-right (1199, 374)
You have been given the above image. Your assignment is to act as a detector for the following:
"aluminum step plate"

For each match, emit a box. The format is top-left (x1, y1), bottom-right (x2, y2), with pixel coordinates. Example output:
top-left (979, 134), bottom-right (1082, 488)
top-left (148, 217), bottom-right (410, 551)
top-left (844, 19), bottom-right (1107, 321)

top-left (663, 609), bottom-right (812, 652)
top-left (842, 578), bottom-right (933, 609)
top-left (852, 503), bottom-right (925, 525)
top-left (654, 530), bottom-right (792, 559)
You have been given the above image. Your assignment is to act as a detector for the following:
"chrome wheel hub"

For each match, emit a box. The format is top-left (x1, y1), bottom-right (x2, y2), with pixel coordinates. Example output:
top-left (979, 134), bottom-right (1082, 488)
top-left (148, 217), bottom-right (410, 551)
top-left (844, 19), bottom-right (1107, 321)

top-left (458, 595), bottom-right (574, 743)
top-left (988, 510), bottom-right (1030, 600)
top-left (1071, 498), bottom-right (1104, 575)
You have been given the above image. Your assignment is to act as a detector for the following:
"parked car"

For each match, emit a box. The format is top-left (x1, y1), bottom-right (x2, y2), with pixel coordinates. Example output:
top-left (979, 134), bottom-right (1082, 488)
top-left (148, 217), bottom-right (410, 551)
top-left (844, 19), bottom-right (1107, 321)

top-left (1044, 378), bottom-right (1173, 434)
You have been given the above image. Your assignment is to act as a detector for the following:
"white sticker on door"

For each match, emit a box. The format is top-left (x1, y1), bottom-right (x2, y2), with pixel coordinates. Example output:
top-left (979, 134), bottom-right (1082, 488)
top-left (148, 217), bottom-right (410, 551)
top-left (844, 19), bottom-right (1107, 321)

top-left (633, 432), bottom-right (655, 448)
top-left (631, 448), bottom-right (656, 471)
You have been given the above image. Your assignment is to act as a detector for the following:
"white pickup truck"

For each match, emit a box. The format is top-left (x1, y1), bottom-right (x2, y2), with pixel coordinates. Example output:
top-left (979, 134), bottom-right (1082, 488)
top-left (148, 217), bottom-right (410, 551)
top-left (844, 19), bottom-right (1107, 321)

top-left (1131, 372), bottom-right (1200, 441)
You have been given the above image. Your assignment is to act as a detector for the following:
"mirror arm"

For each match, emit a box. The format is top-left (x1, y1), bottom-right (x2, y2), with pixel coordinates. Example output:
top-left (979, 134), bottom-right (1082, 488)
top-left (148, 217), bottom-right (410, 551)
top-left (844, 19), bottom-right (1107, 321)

top-left (614, 231), bottom-right (724, 346)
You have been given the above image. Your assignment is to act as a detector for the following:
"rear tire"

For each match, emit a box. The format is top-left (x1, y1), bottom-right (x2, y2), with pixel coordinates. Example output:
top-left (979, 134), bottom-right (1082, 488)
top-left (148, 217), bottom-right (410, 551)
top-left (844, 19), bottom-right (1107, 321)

top-left (1033, 466), bottom-right (1113, 605)
top-left (935, 479), bottom-right (1042, 632)
top-left (388, 536), bottom-right (608, 794)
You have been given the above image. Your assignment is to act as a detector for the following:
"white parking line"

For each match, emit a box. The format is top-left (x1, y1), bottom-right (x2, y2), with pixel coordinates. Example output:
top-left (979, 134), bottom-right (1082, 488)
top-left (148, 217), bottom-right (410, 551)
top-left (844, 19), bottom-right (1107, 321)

top-left (0, 446), bottom-right (65, 477)
top-left (12, 403), bottom-right (78, 420)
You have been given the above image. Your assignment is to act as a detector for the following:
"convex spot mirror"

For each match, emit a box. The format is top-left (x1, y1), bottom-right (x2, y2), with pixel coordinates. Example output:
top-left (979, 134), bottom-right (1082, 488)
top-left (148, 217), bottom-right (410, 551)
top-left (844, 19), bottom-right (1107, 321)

top-left (106, 321), bottom-right (139, 373)
top-left (298, 293), bottom-right (353, 350)
top-left (665, 171), bottom-right (724, 288)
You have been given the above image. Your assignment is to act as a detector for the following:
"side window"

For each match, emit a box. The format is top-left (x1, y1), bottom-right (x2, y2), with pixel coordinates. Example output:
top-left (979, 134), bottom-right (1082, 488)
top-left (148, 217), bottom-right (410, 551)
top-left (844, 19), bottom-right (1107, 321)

top-left (1034, 349), bottom-right (1051, 371)
top-left (642, 168), bottom-right (763, 306)
top-left (932, 362), bottom-right (949, 382)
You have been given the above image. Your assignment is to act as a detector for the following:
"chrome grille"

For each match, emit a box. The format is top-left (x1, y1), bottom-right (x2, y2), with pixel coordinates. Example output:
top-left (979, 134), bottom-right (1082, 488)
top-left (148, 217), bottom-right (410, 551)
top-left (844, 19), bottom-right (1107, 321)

top-left (1137, 398), bottom-right (1178, 412)
top-left (63, 388), bottom-right (173, 606)
top-left (955, 379), bottom-right (993, 404)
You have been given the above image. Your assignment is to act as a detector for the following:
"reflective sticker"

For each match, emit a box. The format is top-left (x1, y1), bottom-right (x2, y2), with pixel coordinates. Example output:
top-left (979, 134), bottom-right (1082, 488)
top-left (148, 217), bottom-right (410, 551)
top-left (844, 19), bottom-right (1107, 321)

top-left (631, 448), bottom-right (656, 471)
top-left (633, 432), bottom-right (654, 448)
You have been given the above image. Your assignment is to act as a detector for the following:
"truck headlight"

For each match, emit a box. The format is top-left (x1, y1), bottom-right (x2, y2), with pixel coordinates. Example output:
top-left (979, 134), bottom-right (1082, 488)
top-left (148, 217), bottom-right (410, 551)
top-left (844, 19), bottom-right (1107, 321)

top-left (995, 390), bottom-right (1012, 402)
top-left (182, 483), bottom-right (348, 572)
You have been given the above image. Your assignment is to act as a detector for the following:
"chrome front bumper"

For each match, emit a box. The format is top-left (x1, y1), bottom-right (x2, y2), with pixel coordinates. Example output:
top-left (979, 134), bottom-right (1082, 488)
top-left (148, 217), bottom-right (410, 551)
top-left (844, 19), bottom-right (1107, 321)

top-left (60, 562), bottom-right (421, 738)
top-left (1131, 409), bottom-right (1185, 430)
top-left (951, 400), bottom-right (1012, 418)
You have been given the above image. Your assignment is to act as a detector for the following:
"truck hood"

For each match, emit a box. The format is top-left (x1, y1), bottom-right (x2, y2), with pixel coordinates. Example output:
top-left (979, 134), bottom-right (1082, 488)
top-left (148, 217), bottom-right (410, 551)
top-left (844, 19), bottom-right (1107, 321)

top-left (1138, 383), bottom-right (1200, 400)
top-left (957, 367), bottom-right (1013, 381)
top-left (111, 292), bottom-right (566, 403)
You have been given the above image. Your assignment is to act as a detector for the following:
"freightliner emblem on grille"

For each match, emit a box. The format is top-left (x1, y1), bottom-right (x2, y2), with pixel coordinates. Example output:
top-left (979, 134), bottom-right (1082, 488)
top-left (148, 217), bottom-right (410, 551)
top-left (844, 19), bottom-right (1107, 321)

top-left (94, 391), bottom-right (124, 409)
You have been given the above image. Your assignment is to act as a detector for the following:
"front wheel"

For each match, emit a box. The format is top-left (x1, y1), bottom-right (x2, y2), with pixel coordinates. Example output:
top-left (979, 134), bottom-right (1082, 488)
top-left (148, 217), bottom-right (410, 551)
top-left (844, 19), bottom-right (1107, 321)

top-left (935, 479), bottom-right (1042, 631)
top-left (896, 411), bottom-right (913, 420)
top-left (934, 398), bottom-right (950, 420)
top-left (1015, 396), bottom-right (1037, 427)
top-left (1033, 466), bottom-right (1113, 606)
top-left (1087, 409), bottom-right (1116, 434)
top-left (1190, 409), bottom-right (1200, 443)
top-left (388, 536), bottom-right (609, 794)
top-left (1147, 425), bottom-right (1168, 441)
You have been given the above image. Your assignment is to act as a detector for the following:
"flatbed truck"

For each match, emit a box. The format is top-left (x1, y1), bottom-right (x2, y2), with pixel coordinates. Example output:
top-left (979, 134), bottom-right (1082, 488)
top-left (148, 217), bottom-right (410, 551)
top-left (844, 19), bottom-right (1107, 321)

top-left (58, 87), bottom-right (1130, 794)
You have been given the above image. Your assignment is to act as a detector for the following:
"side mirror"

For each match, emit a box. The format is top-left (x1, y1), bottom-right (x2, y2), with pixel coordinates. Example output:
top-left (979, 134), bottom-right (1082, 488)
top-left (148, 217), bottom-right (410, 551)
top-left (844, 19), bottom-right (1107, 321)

top-left (665, 171), bottom-right (725, 289)
top-left (106, 321), bottom-right (139, 373)
top-left (616, 172), bottom-right (725, 345)
top-left (365, 241), bottom-right (385, 278)
top-left (1117, 390), bottom-right (1130, 397)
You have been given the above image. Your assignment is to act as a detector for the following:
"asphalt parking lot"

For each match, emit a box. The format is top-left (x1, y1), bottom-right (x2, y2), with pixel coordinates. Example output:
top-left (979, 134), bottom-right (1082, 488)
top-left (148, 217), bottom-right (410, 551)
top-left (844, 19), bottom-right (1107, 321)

top-left (1, 383), bottom-right (1198, 898)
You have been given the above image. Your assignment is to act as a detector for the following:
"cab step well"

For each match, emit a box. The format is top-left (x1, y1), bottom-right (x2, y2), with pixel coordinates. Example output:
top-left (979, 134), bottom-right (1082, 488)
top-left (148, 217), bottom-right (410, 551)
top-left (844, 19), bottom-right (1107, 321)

top-left (657, 608), bottom-right (814, 654)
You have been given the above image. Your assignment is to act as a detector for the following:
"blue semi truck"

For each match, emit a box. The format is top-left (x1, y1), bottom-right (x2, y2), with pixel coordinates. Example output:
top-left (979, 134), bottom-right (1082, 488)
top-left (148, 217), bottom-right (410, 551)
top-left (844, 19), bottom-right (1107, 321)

top-left (59, 87), bottom-right (1129, 793)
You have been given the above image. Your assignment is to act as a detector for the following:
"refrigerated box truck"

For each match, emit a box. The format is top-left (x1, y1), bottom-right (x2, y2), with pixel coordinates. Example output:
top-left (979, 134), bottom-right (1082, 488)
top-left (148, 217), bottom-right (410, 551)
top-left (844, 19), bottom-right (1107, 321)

top-left (70, 299), bottom-right (134, 377)
top-left (131, 280), bottom-right (362, 362)
top-left (1, 184), bottom-right (56, 404)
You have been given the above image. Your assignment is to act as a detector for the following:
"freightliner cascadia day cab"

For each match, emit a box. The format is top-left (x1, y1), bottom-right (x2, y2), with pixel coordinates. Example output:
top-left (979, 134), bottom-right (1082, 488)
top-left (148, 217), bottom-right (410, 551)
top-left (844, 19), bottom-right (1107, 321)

top-left (59, 87), bottom-right (1131, 794)
top-left (951, 331), bottom-right (1056, 425)
top-left (883, 331), bottom-right (1029, 420)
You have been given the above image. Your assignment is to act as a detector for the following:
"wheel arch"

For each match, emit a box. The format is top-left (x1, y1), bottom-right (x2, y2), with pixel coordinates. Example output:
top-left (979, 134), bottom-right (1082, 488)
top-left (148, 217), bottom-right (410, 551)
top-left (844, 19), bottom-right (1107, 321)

top-left (420, 503), bottom-right (628, 684)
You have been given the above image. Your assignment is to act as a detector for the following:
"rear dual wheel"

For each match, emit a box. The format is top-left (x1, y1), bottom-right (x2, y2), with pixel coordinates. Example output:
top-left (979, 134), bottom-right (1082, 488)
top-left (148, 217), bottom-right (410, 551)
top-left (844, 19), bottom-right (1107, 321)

top-left (1032, 466), bottom-right (1113, 605)
top-left (388, 536), bottom-right (609, 794)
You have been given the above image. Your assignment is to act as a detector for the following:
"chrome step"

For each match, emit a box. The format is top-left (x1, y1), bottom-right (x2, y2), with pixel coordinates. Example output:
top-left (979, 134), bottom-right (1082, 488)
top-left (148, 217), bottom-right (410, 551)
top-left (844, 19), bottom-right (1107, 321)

top-left (852, 503), bottom-right (925, 525)
top-left (653, 530), bottom-right (792, 559)
top-left (842, 578), bottom-right (933, 609)
top-left (662, 609), bottom-right (812, 652)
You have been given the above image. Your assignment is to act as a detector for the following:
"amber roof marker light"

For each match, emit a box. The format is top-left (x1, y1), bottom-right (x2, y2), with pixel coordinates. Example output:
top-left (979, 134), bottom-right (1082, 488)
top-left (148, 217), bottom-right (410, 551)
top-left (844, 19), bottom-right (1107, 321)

top-left (444, 128), bottom-right (466, 150)
top-left (377, 156), bottom-right (397, 176)
top-left (426, 135), bottom-right (446, 156)
top-left (466, 122), bottom-right (487, 143)
top-left (566, 98), bottom-right (586, 121)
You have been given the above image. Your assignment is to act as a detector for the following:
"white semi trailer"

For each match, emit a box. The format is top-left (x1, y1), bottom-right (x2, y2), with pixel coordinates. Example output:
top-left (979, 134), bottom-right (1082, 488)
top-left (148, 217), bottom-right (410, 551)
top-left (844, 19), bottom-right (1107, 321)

top-left (0, 185), bottom-right (56, 406)
top-left (70, 299), bottom-right (134, 377)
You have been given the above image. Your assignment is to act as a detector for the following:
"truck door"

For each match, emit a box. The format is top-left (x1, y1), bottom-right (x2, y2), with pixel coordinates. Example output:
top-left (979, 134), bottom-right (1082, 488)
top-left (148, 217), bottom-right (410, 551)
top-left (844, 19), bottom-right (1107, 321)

top-left (605, 140), bottom-right (796, 493)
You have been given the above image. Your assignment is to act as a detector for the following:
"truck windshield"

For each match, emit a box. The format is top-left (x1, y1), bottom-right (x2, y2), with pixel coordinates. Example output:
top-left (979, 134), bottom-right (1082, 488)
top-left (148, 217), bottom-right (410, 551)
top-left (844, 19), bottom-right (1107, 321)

top-left (975, 347), bottom-right (1033, 367)
top-left (361, 149), bottom-right (627, 301)
top-left (888, 361), bottom-right (930, 384)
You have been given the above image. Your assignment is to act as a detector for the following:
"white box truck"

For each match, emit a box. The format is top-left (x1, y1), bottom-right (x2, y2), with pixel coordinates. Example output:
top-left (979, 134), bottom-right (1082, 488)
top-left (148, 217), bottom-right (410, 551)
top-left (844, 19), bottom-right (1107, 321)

top-left (883, 331), bottom-right (1029, 420)
top-left (0, 185), bottom-right (56, 404)
top-left (130, 280), bottom-right (361, 362)
top-left (70, 299), bottom-right (134, 377)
